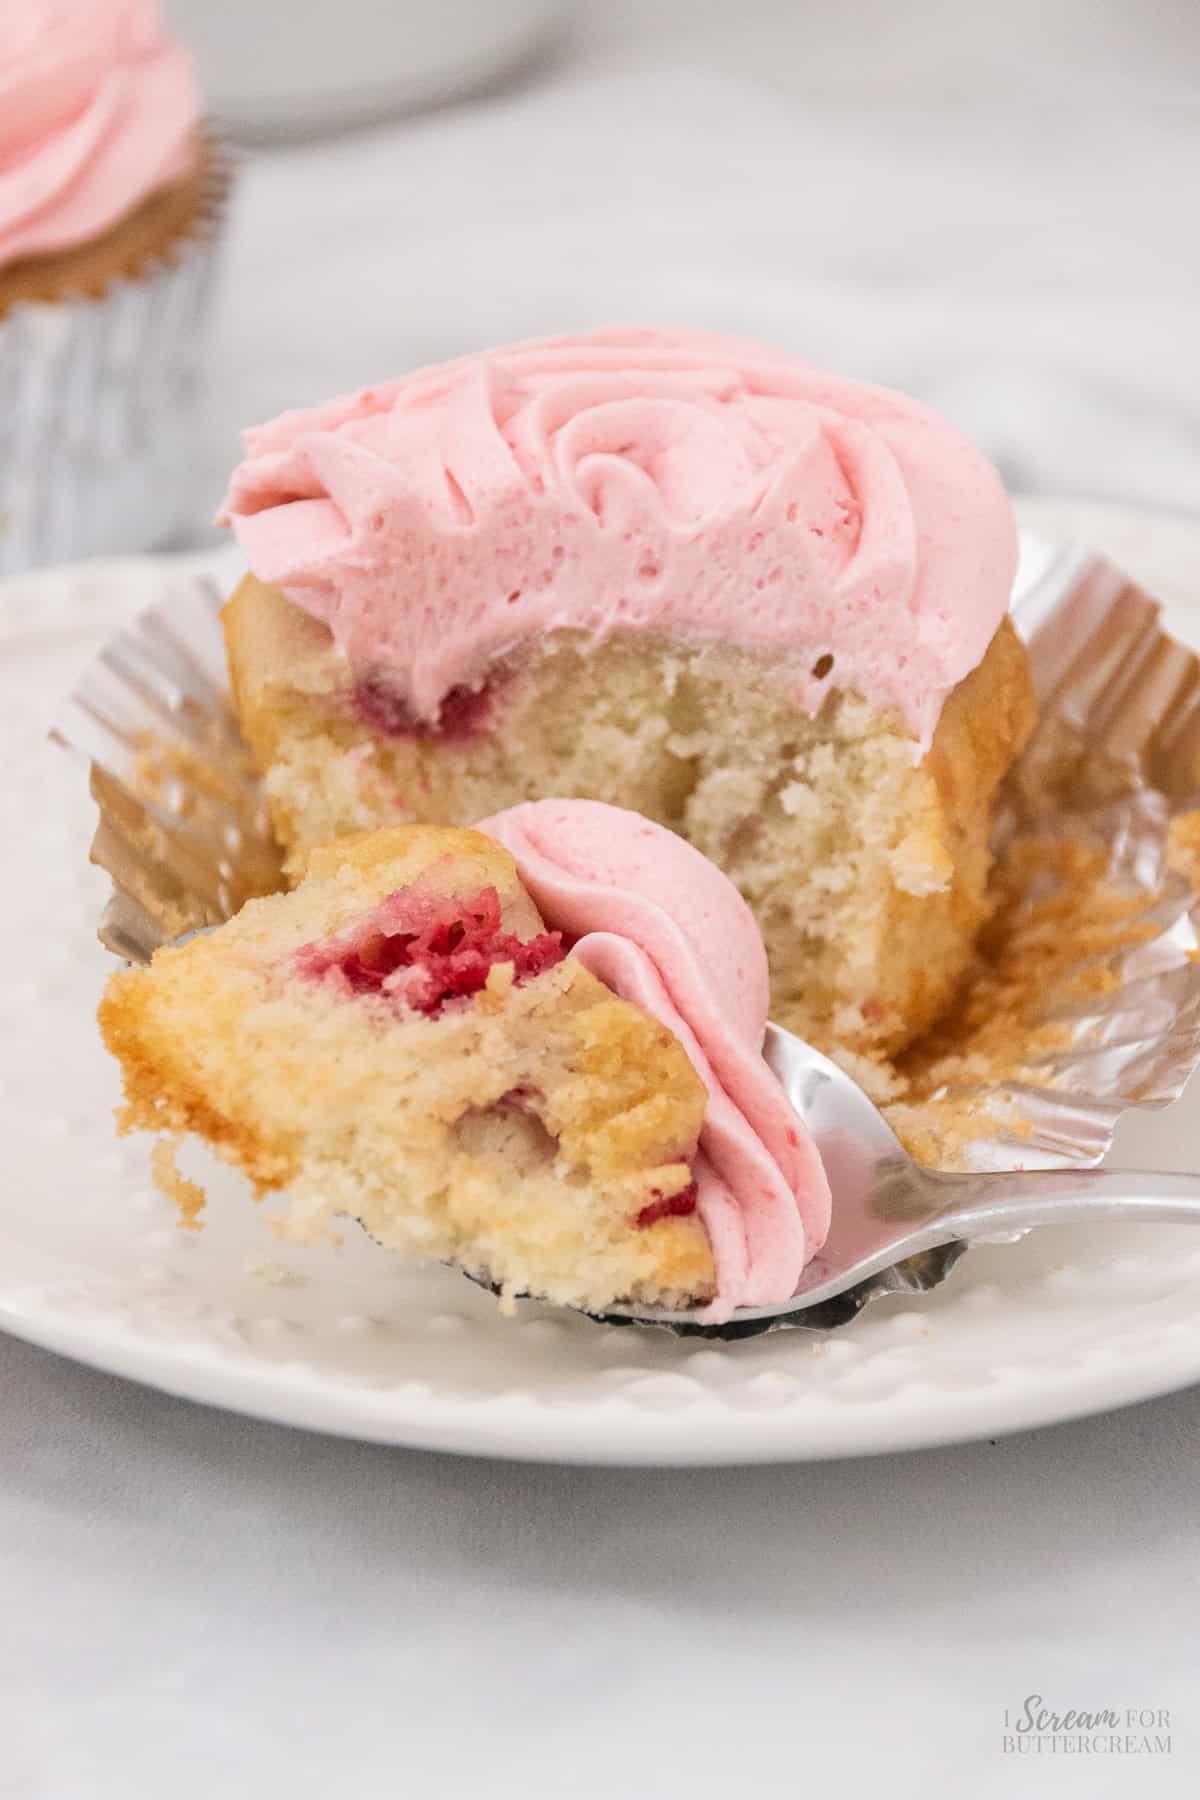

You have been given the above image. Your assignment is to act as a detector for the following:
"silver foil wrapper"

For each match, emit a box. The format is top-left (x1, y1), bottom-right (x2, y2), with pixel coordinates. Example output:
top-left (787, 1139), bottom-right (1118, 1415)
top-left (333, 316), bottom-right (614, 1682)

top-left (0, 136), bottom-right (232, 577)
top-left (50, 534), bottom-right (1200, 1330)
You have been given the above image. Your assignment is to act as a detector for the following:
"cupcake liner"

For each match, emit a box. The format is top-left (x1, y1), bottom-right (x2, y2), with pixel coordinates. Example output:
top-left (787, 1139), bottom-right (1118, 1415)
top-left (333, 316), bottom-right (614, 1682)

top-left (50, 532), bottom-right (1200, 1330)
top-left (51, 570), bottom-right (281, 959)
top-left (0, 133), bottom-right (233, 577)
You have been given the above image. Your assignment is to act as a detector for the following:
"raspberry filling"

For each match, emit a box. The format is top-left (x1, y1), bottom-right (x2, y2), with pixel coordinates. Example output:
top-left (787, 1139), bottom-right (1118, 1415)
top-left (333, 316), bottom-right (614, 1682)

top-left (353, 673), bottom-right (491, 741)
top-left (634, 1180), bottom-right (699, 1229)
top-left (295, 884), bottom-right (563, 1016)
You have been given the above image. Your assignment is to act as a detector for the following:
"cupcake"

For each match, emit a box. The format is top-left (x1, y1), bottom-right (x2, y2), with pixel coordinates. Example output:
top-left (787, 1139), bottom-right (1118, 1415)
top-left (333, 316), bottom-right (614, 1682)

top-left (0, 0), bottom-right (229, 573)
top-left (99, 804), bottom-right (831, 1320)
top-left (217, 328), bottom-right (1037, 1068)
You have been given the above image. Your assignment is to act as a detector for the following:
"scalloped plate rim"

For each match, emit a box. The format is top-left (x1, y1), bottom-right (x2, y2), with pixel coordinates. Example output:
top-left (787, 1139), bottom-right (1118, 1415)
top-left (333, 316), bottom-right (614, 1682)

top-left (3, 1285), bottom-right (1200, 1464)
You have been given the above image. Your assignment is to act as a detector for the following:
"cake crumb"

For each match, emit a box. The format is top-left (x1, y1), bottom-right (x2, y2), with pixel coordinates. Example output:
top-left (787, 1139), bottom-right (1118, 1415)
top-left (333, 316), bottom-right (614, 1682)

top-left (890, 829), bottom-right (953, 896)
top-left (247, 1261), bottom-right (305, 1288)
top-left (1167, 811), bottom-right (1200, 897)
top-left (150, 1137), bottom-right (206, 1230)
top-left (778, 780), bottom-right (819, 822)
top-left (484, 959), bottom-right (516, 1003)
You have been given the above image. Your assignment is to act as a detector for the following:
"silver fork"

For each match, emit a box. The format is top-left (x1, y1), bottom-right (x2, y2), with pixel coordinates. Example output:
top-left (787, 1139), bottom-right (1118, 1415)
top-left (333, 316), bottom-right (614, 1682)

top-left (611, 1025), bottom-right (1200, 1338)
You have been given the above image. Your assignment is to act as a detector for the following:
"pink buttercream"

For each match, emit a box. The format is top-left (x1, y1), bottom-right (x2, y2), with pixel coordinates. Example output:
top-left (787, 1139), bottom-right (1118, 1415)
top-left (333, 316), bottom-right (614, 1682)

top-left (220, 327), bottom-right (1017, 745)
top-left (0, 1), bottom-right (199, 269)
top-left (477, 800), bottom-right (832, 1319)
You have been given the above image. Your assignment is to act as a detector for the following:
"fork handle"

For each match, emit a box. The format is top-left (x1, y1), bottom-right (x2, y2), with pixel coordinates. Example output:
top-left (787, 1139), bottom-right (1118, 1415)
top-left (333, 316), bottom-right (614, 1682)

top-left (926, 1165), bottom-right (1200, 1245)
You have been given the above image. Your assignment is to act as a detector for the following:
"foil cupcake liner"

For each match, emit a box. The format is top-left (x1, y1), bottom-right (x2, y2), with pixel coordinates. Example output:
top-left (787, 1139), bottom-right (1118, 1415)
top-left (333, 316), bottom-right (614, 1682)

top-left (50, 533), bottom-right (1200, 1331)
top-left (954, 542), bottom-right (1200, 1140)
top-left (51, 571), bottom-right (281, 959)
top-left (0, 132), bottom-right (233, 577)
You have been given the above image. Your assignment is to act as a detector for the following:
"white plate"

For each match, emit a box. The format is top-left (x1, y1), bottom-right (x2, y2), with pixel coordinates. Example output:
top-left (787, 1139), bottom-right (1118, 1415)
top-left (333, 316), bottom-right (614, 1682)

top-left (4, 498), bottom-right (1200, 1466)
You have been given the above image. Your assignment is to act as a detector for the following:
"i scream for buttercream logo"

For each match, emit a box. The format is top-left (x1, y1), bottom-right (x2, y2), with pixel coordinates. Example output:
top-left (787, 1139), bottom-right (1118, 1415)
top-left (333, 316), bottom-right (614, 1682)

top-left (1001, 1695), bottom-right (1172, 1756)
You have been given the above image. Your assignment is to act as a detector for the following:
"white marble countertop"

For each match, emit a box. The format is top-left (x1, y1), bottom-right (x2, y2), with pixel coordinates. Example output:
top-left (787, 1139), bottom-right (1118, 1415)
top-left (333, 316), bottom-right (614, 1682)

top-left (4, 1329), bottom-right (1197, 1797)
top-left (7, 9), bottom-right (1200, 1793)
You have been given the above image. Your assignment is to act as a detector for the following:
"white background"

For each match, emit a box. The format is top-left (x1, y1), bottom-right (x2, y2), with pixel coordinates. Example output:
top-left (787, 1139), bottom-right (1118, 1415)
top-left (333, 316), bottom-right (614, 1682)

top-left (7, 4), bottom-right (1200, 1794)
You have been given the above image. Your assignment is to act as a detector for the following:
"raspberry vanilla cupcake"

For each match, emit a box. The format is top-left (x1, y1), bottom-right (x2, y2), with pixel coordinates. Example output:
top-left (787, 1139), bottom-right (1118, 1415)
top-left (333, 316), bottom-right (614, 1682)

top-left (100, 803), bottom-right (830, 1320)
top-left (0, 0), bottom-right (230, 573)
top-left (219, 328), bottom-right (1036, 1065)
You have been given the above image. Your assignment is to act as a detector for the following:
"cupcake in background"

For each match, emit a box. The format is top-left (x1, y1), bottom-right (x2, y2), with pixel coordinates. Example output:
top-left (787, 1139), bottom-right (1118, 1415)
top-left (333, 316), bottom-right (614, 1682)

top-left (0, 0), bottom-right (231, 574)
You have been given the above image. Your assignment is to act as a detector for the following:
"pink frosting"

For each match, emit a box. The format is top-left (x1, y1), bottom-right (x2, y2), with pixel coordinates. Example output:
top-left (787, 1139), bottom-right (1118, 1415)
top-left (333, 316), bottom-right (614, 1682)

top-left (220, 327), bottom-right (1017, 745)
top-left (477, 800), bottom-right (831, 1319)
top-left (0, 1), bottom-right (199, 269)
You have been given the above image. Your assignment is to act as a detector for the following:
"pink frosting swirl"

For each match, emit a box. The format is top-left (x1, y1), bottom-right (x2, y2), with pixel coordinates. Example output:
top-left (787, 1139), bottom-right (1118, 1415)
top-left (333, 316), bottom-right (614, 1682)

top-left (220, 328), bottom-right (1017, 744)
top-left (477, 800), bottom-right (832, 1319)
top-left (0, 0), bottom-right (199, 269)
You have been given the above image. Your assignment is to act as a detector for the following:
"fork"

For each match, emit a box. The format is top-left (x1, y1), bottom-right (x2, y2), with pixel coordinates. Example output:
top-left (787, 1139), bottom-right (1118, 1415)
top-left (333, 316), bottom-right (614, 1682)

top-left (610, 1025), bottom-right (1200, 1337)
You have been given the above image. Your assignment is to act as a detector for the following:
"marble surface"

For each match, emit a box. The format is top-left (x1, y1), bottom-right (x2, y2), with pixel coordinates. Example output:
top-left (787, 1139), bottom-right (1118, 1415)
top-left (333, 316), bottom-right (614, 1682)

top-left (4, 1332), bottom-right (1197, 1797)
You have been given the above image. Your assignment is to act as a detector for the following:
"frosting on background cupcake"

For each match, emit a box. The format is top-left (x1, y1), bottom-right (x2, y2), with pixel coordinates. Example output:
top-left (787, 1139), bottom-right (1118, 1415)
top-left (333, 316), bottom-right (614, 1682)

top-left (0, 0), bottom-right (199, 268)
top-left (0, 0), bottom-right (225, 574)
